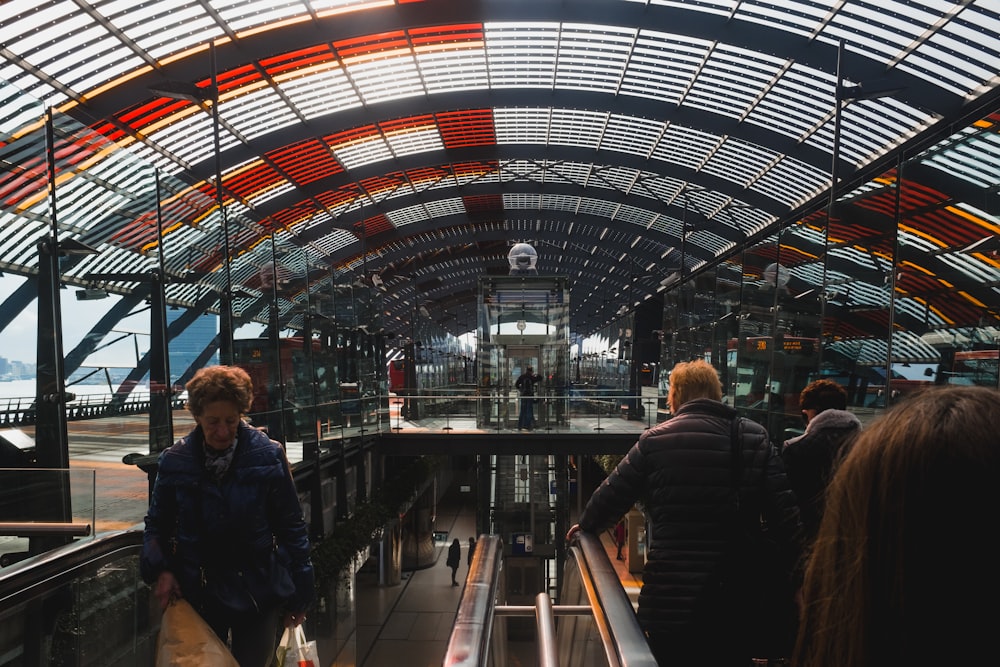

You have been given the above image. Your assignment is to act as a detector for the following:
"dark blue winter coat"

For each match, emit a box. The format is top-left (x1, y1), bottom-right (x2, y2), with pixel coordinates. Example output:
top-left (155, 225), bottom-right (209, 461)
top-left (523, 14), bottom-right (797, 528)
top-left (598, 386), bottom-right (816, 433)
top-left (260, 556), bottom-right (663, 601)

top-left (140, 422), bottom-right (314, 615)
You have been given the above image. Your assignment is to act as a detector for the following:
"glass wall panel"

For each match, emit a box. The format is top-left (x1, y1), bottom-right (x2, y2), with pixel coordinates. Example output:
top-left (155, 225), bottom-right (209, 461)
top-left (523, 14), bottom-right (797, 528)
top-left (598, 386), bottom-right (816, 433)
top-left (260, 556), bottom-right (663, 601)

top-left (820, 168), bottom-right (896, 419)
top-left (0, 81), bottom-right (45, 381)
top-left (42, 107), bottom-right (186, 456)
top-left (715, 260), bottom-right (742, 403)
top-left (889, 114), bottom-right (1000, 396)
top-left (0, 539), bottom-right (158, 665)
top-left (733, 233), bottom-right (779, 430)
top-left (765, 222), bottom-right (823, 441)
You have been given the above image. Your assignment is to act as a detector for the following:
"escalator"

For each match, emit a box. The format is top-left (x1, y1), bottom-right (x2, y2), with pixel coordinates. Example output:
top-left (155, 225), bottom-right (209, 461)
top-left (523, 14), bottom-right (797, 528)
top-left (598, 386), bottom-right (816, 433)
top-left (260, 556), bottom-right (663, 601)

top-left (2, 519), bottom-right (655, 666)
top-left (444, 533), bottom-right (656, 666)
top-left (0, 530), bottom-right (157, 666)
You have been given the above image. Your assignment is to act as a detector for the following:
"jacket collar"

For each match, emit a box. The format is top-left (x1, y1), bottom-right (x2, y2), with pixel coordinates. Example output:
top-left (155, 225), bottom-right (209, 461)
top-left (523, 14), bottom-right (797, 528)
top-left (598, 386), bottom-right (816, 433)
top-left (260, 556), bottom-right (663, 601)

top-left (673, 397), bottom-right (737, 421)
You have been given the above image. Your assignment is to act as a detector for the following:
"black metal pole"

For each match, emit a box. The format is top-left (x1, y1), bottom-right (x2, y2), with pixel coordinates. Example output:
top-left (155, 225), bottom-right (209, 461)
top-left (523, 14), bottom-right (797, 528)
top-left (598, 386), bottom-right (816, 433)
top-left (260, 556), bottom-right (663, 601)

top-left (32, 108), bottom-right (73, 553)
top-left (820, 38), bottom-right (846, 376)
top-left (212, 42), bottom-right (234, 365)
top-left (149, 170), bottom-right (173, 453)
top-left (269, 235), bottom-right (286, 443)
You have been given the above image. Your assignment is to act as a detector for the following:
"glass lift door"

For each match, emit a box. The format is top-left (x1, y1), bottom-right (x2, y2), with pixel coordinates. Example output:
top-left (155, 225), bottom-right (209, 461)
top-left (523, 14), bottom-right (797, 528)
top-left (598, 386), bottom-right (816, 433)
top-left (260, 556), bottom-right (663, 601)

top-left (476, 275), bottom-right (570, 429)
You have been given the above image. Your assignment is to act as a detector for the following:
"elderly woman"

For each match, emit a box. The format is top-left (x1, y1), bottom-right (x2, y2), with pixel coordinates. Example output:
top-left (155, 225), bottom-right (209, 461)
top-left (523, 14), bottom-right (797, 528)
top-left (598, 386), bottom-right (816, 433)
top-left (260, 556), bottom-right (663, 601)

top-left (141, 365), bottom-right (314, 667)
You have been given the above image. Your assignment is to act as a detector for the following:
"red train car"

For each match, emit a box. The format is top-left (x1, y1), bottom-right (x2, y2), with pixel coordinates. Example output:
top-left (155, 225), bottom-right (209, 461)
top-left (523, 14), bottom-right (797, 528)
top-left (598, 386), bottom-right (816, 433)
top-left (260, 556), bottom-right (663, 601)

top-left (388, 358), bottom-right (406, 392)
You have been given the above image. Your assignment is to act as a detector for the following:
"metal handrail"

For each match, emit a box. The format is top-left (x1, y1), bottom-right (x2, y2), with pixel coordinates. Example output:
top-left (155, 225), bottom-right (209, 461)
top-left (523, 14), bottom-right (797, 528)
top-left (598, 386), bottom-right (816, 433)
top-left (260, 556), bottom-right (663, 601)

top-left (570, 532), bottom-right (658, 667)
top-left (535, 592), bottom-right (558, 667)
top-left (0, 529), bottom-right (142, 607)
top-left (0, 522), bottom-right (91, 537)
top-left (443, 532), bottom-right (657, 667)
top-left (443, 534), bottom-right (503, 667)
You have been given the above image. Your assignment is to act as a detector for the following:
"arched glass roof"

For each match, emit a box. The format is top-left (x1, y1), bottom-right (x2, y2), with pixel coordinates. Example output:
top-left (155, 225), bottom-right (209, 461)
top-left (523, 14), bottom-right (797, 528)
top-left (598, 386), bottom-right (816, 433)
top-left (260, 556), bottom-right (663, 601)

top-left (1, 0), bottom-right (998, 342)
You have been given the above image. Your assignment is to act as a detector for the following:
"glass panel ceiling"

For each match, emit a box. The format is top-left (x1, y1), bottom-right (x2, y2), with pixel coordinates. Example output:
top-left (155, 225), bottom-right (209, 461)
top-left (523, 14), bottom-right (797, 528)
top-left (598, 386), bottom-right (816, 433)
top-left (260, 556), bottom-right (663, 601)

top-left (1, 0), bottom-right (999, 341)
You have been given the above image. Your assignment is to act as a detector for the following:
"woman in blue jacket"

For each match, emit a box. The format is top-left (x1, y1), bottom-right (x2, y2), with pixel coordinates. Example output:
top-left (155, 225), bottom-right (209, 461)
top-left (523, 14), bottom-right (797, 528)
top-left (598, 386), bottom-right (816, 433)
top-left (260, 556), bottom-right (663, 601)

top-left (141, 365), bottom-right (314, 667)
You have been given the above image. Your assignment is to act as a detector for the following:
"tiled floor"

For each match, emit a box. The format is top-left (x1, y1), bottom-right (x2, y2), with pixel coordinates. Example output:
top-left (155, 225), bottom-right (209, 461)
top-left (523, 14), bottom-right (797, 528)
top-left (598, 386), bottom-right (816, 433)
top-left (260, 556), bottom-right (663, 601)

top-left (337, 491), bottom-right (644, 667)
top-left (343, 495), bottom-right (479, 667)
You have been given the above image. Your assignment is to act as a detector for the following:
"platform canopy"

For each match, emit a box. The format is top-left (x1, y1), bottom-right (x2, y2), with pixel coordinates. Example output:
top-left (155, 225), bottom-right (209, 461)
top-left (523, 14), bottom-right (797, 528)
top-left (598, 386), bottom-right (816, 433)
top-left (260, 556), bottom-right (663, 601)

top-left (1, 0), bottom-right (998, 345)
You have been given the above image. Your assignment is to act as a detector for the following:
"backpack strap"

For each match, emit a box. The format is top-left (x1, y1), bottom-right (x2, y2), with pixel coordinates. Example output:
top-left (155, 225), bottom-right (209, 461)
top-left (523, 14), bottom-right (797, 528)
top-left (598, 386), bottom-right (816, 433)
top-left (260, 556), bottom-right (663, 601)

top-left (729, 415), bottom-right (744, 513)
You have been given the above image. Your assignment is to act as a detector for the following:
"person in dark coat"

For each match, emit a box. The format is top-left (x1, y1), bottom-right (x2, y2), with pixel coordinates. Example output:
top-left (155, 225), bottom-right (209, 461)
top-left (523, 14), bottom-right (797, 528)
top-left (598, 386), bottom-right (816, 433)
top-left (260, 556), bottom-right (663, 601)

top-left (514, 366), bottom-right (541, 430)
top-left (614, 519), bottom-right (626, 561)
top-left (446, 538), bottom-right (461, 586)
top-left (467, 536), bottom-right (476, 567)
top-left (782, 379), bottom-right (862, 544)
top-left (568, 359), bottom-right (802, 667)
top-left (141, 365), bottom-right (314, 667)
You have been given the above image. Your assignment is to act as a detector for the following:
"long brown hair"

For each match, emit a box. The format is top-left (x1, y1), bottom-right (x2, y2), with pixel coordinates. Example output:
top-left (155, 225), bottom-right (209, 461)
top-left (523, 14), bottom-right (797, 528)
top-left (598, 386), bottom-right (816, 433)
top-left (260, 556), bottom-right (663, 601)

top-left (794, 385), bottom-right (1000, 666)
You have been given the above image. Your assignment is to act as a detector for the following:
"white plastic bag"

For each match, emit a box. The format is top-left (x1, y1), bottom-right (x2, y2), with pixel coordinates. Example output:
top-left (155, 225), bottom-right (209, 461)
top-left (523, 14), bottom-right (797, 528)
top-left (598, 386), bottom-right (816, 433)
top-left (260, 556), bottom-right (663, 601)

top-left (275, 624), bottom-right (319, 667)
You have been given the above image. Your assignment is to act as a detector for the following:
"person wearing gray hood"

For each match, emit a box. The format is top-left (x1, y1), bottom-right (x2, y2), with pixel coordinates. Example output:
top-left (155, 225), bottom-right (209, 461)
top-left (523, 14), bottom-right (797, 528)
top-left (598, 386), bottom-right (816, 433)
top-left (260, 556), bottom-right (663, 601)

top-left (782, 379), bottom-right (862, 543)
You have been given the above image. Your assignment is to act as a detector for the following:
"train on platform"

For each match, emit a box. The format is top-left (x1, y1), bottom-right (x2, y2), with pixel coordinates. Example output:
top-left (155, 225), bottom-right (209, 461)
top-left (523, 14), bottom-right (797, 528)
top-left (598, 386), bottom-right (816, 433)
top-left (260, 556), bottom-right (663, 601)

top-left (231, 332), bottom-right (384, 441)
top-left (388, 358), bottom-right (406, 392)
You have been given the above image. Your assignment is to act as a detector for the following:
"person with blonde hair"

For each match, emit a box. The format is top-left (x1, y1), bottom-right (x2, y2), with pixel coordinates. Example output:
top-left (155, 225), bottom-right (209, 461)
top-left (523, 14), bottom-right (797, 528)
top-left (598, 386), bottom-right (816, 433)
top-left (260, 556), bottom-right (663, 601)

top-left (141, 365), bottom-right (314, 667)
top-left (794, 385), bottom-right (1000, 667)
top-left (568, 359), bottom-right (802, 666)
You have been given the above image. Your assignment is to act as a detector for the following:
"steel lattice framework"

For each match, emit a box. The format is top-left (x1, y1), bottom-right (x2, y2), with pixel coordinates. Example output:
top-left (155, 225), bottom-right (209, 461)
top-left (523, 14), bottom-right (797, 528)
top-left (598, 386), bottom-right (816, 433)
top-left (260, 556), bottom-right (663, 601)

top-left (1, 0), bottom-right (999, 350)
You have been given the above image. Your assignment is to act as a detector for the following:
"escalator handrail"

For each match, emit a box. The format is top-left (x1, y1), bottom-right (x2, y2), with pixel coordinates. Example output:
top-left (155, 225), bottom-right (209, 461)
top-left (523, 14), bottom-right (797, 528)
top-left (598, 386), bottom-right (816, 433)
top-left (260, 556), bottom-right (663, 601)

top-left (0, 528), bottom-right (143, 609)
top-left (443, 534), bottom-right (503, 667)
top-left (568, 532), bottom-right (658, 667)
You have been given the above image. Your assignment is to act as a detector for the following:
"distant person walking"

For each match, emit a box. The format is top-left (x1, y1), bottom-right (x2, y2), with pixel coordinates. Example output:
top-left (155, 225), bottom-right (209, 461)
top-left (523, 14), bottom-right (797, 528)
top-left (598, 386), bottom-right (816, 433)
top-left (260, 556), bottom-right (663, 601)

top-left (614, 520), bottom-right (626, 561)
top-left (467, 536), bottom-right (476, 567)
top-left (515, 366), bottom-right (542, 430)
top-left (446, 538), bottom-right (461, 586)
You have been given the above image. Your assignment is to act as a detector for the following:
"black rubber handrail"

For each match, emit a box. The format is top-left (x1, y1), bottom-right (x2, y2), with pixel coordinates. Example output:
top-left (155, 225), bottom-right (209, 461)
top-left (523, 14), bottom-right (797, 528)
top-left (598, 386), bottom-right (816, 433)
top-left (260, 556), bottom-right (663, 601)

top-left (0, 529), bottom-right (142, 608)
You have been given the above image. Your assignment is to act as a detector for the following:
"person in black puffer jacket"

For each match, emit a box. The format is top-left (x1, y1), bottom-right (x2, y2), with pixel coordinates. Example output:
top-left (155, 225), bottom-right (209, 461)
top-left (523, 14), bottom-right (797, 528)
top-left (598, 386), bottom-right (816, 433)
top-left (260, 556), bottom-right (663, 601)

top-left (568, 359), bottom-right (802, 667)
top-left (141, 365), bottom-right (314, 667)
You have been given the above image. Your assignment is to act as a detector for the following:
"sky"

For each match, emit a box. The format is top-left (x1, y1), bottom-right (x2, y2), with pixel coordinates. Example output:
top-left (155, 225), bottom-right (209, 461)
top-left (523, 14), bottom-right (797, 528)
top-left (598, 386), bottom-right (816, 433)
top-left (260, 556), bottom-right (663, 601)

top-left (0, 273), bottom-right (139, 366)
top-left (0, 273), bottom-right (271, 369)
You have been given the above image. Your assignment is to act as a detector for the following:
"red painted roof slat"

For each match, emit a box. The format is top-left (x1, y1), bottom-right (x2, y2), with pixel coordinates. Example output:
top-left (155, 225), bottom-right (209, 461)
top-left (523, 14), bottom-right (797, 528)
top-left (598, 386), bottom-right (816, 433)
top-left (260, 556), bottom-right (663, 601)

top-left (437, 109), bottom-right (496, 149)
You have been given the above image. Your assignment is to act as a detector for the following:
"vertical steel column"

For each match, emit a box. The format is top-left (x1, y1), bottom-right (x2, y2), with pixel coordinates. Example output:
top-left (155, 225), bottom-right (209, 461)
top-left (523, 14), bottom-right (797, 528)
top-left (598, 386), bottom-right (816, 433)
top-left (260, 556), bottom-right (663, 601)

top-left (149, 170), bottom-right (173, 452)
top-left (32, 108), bottom-right (73, 552)
top-left (212, 42), bottom-right (234, 366)
top-left (34, 242), bottom-right (70, 473)
top-left (820, 38), bottom-right (846, 375)
top-left (268, 234), bottom-right (287, 443)
top-left (885, 150), bottom-right (905, 406)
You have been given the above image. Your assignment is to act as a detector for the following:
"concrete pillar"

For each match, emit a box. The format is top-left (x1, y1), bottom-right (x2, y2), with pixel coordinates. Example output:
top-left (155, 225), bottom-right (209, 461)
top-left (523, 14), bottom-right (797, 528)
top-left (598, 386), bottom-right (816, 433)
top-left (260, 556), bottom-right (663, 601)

top-left (379, 520), bottom-right (402, 586)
